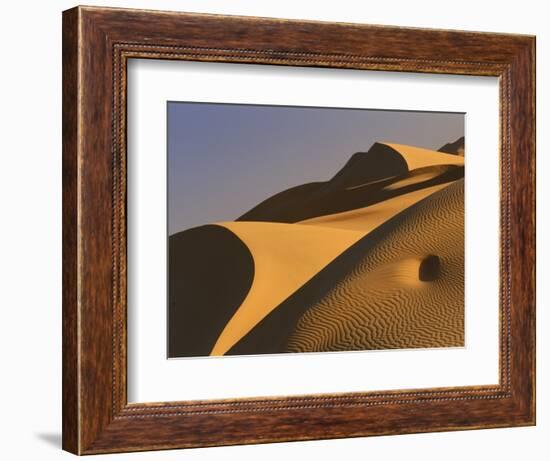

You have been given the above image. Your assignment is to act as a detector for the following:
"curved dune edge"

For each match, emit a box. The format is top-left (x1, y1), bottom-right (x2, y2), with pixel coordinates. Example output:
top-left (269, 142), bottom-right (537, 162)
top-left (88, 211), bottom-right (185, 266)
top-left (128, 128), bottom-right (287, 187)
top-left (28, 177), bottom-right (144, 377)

top-left (211, 180), bottom-right (456, 356)
top-left (210, 222), bottom-right (364, 355)
top-left (383, 142), bottom-right (464, 170)
top-left (383, 170), bottom-right (440, 191)
top-left (300, 181), bottom-right (451, 232)
top-left (168, 225), bottom-right (255, 357)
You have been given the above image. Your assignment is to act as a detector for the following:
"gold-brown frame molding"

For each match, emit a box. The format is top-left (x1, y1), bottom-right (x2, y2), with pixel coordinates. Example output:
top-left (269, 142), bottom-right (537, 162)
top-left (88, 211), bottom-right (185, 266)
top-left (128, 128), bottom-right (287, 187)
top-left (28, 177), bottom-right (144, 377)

top-left (62, 5), bottom-right (535, 454)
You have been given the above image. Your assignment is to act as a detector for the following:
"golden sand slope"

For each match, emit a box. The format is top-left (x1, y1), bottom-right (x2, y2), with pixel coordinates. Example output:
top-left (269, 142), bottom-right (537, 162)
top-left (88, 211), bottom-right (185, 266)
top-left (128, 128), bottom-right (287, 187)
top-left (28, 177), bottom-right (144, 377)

top-left (203, 142), bottom-right (465, 355)
top-left (285, 179), bottom-right (464, 352)
top-left (212, 181), bottom-right (457, 355)
top-left (383, 142), bottom-right (464, 170)
top-left (210, 222), bottom-right (364, 355)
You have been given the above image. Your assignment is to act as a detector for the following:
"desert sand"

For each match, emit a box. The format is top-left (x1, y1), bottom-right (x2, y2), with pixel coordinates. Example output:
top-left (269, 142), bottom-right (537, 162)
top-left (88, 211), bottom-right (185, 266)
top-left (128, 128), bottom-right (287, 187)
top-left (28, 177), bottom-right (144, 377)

top-left (168, 139), bottom-right (465, 357)
top-left (300, 182), bottom-right (451, 232)
top-left (287, 179), bottom-right (464, 353)
top-left (210, 222), bottom-right (364, 355)
top-left (383, 142), bottom-right (464, 170)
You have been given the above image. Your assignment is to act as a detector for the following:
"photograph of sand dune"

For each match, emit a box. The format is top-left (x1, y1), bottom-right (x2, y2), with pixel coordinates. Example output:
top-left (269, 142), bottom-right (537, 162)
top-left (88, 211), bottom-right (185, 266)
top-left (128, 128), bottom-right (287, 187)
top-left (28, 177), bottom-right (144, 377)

top-left (167, 102), bottom-right (465, 358)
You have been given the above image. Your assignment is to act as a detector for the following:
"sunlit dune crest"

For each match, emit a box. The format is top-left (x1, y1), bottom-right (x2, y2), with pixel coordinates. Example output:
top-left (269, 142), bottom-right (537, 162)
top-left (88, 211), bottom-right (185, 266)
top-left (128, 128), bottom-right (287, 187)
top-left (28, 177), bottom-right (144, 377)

top-left (382, 142), bottom-right (464, 170)
top-left (300, 182), bottom-right (450, 232)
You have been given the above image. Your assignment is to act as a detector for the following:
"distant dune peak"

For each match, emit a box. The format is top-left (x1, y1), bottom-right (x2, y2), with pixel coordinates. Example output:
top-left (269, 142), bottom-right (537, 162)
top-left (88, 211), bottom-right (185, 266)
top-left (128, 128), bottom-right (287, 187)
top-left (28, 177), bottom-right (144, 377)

top-left (438, 136), bottom-right (465, 156)
top-left (329, 143), bottom-right (408, 188)
top-left (236, 142), bottom-right (464, 225)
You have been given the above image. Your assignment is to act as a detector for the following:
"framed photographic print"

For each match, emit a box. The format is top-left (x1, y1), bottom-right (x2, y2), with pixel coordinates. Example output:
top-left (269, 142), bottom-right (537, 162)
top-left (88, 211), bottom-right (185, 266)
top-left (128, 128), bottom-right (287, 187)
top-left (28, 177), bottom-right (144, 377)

top-left (62, 6), bottom-right (535, 455)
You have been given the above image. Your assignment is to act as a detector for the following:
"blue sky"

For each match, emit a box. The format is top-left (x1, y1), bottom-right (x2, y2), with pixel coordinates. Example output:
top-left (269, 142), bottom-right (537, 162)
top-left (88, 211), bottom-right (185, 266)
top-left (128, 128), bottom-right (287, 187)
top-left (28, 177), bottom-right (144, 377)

top-left (168, 102), bottom-right (464, 235)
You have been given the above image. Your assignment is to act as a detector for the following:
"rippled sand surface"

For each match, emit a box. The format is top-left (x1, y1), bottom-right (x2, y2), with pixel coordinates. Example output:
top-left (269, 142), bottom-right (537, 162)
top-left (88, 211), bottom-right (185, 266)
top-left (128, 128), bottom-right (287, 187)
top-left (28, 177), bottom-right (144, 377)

top-left (286, 179), bottom-right (464, 353)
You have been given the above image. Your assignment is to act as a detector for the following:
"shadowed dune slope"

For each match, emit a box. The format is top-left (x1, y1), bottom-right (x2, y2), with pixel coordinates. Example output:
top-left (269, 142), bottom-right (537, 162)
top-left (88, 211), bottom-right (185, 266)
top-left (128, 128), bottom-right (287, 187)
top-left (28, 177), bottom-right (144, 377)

top-left (438, 136), bottom-right (465, 156)
top-left (286, 179), bottom-right (465, 353)
top-left (237, 142), bottom-right (463, 224)
top-left (328, 143), bottom-right (408, 188)
top-left (168, 225), bottom-right (254, 357)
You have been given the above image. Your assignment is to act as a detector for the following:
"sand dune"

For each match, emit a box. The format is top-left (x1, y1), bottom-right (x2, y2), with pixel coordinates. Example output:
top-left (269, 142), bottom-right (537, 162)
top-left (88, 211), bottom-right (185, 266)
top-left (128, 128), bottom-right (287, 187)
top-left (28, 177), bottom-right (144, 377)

top-left (168, 225), bottom-right (255, 357)
top-left (210, 222), bottom-right (364, 355)
top-left (383, 142), bottom-right (464, 170)
top-left (438, 136), bottom-right (465, 156)
top-left (382, 168), bottom-right (442, 191)
top-left (212, 180), bottom-right (457, 355)
top-left (286, 179), bottom-right (464, 352)
top-left (237, 143), bottom-right (463, 224)
top-left (300, 182), bottom-right (451, 232)
top-left (169, 140), bottom-right (465, 357)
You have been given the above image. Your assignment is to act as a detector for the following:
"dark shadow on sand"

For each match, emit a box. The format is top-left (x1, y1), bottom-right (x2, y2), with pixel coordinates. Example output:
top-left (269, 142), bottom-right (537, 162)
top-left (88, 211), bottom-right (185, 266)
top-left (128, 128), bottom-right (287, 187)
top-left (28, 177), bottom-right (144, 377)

top-left (168, 225), bottom-right (255, 357)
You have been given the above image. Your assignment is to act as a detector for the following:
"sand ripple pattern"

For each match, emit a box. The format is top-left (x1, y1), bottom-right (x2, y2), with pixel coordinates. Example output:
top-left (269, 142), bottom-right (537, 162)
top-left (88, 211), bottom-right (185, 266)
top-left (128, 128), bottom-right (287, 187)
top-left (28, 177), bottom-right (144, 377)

top-left (286, 179), bottom-right (464, 353)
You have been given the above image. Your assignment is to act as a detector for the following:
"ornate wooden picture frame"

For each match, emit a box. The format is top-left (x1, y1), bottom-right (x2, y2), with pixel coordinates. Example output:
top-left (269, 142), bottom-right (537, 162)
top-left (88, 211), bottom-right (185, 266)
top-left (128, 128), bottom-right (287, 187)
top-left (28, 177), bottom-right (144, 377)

top-left (62, 5), bottom-right (535, 455)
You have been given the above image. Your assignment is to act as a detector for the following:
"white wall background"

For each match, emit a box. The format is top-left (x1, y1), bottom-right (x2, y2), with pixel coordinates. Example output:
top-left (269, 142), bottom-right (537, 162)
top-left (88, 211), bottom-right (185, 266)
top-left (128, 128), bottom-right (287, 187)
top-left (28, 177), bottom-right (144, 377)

top-left (0, 1), bottom-right (545, 459)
